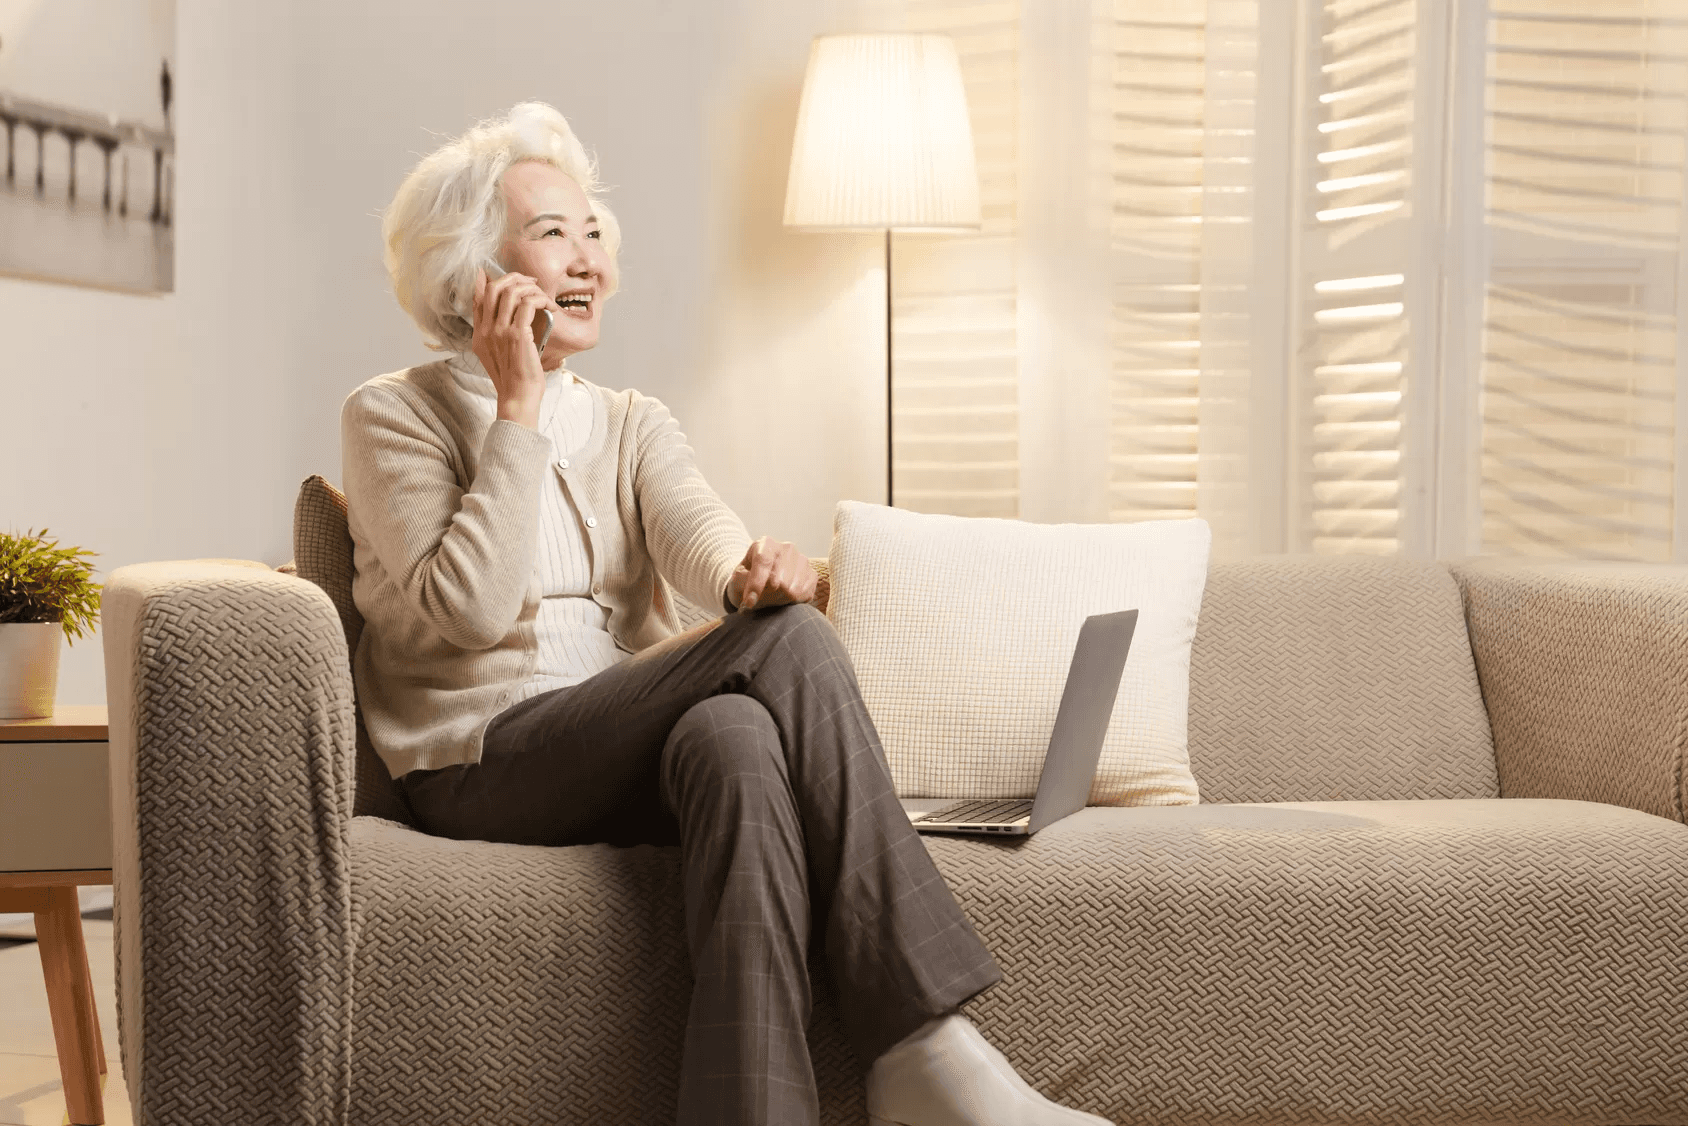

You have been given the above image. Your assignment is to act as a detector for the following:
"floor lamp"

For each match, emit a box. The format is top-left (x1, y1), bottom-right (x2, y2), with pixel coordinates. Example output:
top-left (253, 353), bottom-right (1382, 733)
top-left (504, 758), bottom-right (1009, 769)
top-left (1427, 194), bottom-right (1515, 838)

top-left (783, 33), bottom-right (982, 507)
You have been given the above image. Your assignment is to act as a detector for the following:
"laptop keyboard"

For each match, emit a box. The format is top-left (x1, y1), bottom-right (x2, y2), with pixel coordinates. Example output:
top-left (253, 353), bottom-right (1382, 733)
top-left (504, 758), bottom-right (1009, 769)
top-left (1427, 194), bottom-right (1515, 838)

top-left (917, 798), bottom-right (1033, 825)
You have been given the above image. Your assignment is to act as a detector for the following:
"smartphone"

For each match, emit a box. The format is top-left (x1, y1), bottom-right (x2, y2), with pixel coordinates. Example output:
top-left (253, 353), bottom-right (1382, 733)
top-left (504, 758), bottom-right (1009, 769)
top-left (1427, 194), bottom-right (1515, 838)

top-left (482, 259), bottom-right (554, 356)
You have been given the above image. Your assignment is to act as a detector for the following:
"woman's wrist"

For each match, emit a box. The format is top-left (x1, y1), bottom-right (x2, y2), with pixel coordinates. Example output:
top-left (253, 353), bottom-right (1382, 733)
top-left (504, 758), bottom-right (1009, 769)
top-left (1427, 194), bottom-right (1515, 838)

top-left (496, 397), bottom-right (541, 429)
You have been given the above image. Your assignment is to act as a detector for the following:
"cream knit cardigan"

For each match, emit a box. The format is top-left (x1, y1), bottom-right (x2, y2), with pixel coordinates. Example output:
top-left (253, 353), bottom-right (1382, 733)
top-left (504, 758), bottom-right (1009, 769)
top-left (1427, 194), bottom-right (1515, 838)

top-left (341, 359), bottom-right (751, 779)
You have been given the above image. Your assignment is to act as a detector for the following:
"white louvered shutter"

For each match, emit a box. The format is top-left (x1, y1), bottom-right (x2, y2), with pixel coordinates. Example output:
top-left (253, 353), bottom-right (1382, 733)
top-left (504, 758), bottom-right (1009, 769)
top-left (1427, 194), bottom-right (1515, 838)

top-left (1107, 0), bottom-right (1207, 523)
top-left (1478, 1), bottom-right (1688, 561)
top-left (1292, 0), bottom-right (1422, 555)
top-left (858, 0), bottom-right (1688, 560)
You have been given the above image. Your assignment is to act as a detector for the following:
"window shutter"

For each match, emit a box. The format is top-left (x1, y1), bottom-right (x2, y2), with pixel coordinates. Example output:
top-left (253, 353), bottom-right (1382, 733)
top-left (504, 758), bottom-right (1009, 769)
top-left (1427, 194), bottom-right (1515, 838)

top-left (1478, 1), bottom-right (1688, 561)
top-left (1108, 1), bottom-right (1207, 523)
top-left (893, 0), bottom-right (1023, 517)
top-left (1293, 0), bottom-right (1420, 555)
top-left (864, 0), bottom-right (1688, 560)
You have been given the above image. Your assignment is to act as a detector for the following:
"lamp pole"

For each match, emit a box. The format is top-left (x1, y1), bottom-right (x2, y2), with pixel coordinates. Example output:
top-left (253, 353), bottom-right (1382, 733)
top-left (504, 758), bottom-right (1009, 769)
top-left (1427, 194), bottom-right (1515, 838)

top-left (782, 33), bottom-right (981, 511)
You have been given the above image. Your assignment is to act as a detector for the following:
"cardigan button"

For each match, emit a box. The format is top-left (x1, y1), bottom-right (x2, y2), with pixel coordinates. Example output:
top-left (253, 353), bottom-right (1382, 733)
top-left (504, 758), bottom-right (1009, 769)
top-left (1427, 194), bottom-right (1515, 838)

top-left (592, 583), bottom-right (603, 596)
top-left (585, 516), bottom-right (598, 529)
top-left (558, 458), bottom-right (569, 470)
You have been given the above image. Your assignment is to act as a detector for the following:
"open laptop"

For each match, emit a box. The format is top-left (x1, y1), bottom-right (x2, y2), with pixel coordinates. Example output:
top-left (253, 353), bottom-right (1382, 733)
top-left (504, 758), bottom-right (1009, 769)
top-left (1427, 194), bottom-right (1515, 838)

top-left (907, 608), bottom-right (1138, 837)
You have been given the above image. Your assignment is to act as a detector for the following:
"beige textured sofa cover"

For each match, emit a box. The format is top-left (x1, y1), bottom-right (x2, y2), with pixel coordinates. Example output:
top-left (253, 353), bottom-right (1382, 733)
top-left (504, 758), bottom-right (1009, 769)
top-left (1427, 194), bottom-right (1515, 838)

top-left (100, 548), bottom-right (1688, 1126)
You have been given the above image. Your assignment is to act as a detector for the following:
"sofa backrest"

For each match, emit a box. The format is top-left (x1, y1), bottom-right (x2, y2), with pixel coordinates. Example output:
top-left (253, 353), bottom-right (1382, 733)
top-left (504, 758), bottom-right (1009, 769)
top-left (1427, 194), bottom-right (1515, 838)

top-left (1187, 556), bottom-right (1500, 803)
top-left (290, 475), bottom-right (417, 826)
top-left (292, 476), bottom-right (1495, 812)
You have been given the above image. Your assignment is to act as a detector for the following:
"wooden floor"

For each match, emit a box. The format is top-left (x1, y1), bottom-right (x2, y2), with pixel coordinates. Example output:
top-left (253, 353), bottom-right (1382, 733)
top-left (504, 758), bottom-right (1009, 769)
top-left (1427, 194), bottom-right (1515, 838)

top-left (0, 890), bottom-right (130, 1126)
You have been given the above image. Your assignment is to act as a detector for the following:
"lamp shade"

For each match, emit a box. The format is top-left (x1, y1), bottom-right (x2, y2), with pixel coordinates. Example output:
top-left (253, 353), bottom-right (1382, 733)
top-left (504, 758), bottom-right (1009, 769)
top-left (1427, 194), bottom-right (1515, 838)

top-left (784, 34), bottom-right (982, 231)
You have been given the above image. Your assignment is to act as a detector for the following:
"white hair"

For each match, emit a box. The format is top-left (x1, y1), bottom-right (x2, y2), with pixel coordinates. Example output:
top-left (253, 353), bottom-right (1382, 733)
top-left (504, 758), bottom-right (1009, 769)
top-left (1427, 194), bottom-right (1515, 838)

top-left (382, 102), bottom-right (623, 353)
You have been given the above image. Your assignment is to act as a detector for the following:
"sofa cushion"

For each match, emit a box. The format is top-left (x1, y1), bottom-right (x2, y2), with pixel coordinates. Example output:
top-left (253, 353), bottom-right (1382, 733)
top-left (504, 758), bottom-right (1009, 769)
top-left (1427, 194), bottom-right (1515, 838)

top-left (1188, 555), bottom-right (1499, 803)
top-left (291, 474), bottom-right (414, 826)
top-left (293, 474), bottom-right (364, 654)
top-left (1454, 559), bottom-right (1688, 824)
top-left (826, 501), bottom-right (1210, 806)
top-left (345, 799), bottom-right (1688, 1125)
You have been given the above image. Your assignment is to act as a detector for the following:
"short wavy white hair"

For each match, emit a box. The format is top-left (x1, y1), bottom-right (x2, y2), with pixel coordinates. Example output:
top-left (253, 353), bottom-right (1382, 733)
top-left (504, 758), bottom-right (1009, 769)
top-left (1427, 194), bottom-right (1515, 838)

top-left (382, 102), bottom-right (623, 353)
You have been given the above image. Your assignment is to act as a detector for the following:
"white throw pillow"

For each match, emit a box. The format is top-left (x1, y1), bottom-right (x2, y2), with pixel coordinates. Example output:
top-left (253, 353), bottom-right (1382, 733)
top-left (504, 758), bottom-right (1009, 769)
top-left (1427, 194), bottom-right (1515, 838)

top-left (827, 501), bottom-right (1210, 806)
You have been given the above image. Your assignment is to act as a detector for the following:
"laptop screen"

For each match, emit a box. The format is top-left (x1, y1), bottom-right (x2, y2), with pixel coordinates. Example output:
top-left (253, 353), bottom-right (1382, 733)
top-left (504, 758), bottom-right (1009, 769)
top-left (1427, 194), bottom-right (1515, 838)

top-left (1027, 608), bottom-right (1138, 832)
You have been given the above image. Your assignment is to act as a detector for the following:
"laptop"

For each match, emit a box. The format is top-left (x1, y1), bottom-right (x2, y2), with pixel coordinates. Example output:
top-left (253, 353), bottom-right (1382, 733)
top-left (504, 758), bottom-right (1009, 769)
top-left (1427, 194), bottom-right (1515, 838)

top-left (907, 608), bottom-right (1138, 837)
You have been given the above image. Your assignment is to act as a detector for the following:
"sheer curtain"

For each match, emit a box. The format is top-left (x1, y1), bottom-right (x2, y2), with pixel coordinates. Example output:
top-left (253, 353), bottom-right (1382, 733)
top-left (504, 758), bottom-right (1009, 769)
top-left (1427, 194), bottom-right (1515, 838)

top-left (847, 0), bottom-right (1688, 561)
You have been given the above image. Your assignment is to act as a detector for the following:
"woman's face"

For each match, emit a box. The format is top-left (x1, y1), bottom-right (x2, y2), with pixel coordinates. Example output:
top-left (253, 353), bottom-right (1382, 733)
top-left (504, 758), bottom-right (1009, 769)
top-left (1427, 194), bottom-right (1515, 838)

top-left (496, 160), bottom-right (612, 368)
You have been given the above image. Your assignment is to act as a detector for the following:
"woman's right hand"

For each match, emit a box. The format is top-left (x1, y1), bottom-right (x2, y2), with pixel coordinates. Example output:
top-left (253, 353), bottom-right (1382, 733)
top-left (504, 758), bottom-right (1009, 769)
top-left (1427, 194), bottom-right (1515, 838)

top-left (472, 266), bottom-right (551, 430)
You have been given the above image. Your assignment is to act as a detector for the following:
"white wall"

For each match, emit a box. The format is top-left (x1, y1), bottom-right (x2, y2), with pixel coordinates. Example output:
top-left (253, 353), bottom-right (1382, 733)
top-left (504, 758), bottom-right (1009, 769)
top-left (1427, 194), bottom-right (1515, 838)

top-left (1, 1), bottom-right (308, 706)
top-left (3, 0), bottom-right (892, 707)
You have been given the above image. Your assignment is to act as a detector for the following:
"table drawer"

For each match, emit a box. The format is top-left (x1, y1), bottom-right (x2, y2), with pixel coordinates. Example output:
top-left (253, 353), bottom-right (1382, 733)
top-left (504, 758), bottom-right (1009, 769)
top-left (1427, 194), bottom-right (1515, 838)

top-left (0, 741), bottom-right (112, 872)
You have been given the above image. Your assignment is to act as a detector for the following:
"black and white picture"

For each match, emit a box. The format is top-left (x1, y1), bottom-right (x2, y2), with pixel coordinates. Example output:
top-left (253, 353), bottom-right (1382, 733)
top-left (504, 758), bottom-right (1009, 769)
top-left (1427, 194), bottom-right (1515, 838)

top-left (0, 0), bottom-right (175, 293)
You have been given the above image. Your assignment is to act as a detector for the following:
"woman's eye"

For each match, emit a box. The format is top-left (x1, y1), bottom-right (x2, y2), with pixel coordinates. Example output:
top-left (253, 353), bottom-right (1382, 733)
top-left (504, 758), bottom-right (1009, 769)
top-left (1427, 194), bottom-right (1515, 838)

top-left (588, 230), bottom-right (601, 239)
top-left (543, 227), bottom-right (563, 237)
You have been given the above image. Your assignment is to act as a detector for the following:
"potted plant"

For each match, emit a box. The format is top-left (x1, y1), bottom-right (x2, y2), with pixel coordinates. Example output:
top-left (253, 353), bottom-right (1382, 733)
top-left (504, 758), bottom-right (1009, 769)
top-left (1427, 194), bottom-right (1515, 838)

top-left (0, 528), bottom-right (101, 719)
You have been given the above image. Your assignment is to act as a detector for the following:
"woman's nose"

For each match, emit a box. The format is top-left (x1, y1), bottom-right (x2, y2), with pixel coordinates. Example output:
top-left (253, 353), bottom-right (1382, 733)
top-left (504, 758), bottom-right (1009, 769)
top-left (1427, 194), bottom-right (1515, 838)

top-left (565, 233), bottom-right (597, 269)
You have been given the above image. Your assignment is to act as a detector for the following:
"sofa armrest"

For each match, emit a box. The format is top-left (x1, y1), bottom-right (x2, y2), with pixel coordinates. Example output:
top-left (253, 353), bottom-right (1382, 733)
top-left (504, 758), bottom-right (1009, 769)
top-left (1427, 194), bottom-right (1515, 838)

top-left (1451, 560), bottom-right (1688, 824)
top-left (812, 556), bottom-right (832, 616)
top-left (102, 561), bottom-right (354, 1124)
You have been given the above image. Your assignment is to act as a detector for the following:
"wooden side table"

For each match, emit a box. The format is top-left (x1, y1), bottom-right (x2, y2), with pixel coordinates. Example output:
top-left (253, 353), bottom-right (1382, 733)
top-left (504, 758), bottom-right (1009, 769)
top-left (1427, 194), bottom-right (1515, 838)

top-left (1, 705), bottom-right (112, 1126)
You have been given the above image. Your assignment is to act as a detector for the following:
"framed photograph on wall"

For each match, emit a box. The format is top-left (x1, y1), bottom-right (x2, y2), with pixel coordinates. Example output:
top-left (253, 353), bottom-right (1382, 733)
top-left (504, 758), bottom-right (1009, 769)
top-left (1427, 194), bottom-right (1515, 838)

top-left (0, 0), bottom-right (175, 293)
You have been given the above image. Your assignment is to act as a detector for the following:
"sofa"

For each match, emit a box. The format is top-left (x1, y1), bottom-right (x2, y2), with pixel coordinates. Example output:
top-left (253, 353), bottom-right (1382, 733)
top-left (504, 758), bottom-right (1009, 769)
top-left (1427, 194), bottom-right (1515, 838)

top-left (98, 480), bottom-right (1688, 1126)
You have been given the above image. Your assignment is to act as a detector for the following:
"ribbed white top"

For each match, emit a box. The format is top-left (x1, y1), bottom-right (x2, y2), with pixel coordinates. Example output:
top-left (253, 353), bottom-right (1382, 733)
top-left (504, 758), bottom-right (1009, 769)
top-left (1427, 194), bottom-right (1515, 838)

top-left (446, 360), bottom-right (629, 701)
top-left (526, 377), bottom-right (628, 698)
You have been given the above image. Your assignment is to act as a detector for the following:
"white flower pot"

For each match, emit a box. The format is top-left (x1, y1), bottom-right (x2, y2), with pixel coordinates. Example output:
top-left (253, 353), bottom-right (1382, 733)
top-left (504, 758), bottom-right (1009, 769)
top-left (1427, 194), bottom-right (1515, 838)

top-left (0, 621), bottom-right (61, 719)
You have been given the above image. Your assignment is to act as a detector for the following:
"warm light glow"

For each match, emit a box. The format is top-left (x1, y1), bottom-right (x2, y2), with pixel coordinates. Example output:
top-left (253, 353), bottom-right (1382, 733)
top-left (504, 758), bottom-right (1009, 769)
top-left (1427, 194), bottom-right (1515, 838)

top-left (1316, 172), bottom-right (1404, 193)
top-left (1317, 109), bottom-right (1405, 135)
top-left (1313, 302), bottom-right (1404, 322)
top-left (1319, 79), bottom-right (1409, 105)
top-left (1320, 41), bottom-right (1413, 76)
top-left (1314, 391), bottom-right (1402, 406)
top-left (1316, 201), bottom-right (1403, 222)
top-left (1318, 140), bottom-right (1405, 164)
top-left (1316, 361), bottom-right (1405, 376)
top-left (1314, 274), bottom-right (1405, 293)
top-left (784, 34), bottom-right (982, 230)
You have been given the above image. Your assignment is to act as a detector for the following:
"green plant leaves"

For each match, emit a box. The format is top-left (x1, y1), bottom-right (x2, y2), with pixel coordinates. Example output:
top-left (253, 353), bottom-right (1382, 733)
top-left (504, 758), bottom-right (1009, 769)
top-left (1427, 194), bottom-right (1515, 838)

top-left (0, 528), bottom-right (102, 645)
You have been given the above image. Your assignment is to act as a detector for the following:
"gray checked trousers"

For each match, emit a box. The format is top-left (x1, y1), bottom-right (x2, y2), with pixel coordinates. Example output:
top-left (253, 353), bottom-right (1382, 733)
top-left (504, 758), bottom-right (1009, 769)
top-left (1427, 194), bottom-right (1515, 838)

top-left (398, 602), bottom-right (1003, 1126)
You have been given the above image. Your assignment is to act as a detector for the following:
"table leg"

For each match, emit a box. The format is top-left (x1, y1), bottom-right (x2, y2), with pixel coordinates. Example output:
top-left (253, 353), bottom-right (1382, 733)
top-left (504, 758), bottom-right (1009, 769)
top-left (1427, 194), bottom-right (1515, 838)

top-left (34, 886), bottom-right (105, 1125)
top-left (93, 981), bottom-right (107, 1075)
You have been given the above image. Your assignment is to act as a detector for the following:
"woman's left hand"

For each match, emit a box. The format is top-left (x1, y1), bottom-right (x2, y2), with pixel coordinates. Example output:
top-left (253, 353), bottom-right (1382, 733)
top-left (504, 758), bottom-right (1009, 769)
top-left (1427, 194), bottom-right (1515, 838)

top-left (728, 537), bottom-right (818, 612)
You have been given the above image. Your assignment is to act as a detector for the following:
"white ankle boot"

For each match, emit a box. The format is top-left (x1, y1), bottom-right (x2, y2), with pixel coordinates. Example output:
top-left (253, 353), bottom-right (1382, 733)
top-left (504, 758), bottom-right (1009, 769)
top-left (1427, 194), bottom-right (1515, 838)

top-left (865, 1014), bottom-right (1114, 1126)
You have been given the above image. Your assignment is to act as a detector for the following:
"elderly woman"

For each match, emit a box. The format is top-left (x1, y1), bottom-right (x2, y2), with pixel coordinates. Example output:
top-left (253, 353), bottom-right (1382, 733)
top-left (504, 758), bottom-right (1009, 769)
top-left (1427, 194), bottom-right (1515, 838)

top-left (343, 102), bottom-right (1107, 1126)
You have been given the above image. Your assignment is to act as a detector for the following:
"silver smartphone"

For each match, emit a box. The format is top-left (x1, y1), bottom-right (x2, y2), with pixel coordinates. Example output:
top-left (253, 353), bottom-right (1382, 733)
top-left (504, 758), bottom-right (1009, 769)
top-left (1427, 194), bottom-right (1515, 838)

top-left (481, 259), bottom-right (554, 356)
